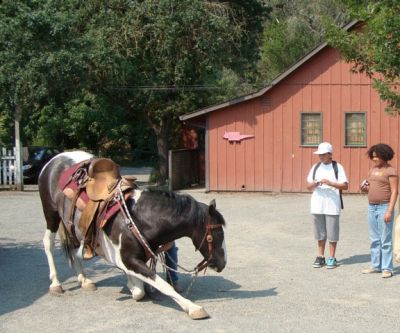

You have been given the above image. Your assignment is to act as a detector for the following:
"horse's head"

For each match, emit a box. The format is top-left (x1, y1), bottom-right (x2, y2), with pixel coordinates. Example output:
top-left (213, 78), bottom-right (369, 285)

top-left (194, 199), bottom-right (226, 273)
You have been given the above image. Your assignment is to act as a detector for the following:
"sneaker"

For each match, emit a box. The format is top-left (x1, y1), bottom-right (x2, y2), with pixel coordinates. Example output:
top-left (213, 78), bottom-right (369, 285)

top-left (362, 267), bottom-right (381, 274)
top-left (326, 257), bottom-right (337, 269)
top-left (381, 271), bottom-right (393, 279)
top-left (313, 256), bottom-right (325, 268)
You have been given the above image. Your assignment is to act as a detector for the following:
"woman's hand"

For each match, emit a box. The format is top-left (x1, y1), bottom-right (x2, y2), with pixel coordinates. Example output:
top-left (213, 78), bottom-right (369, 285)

top-left (360, 179), bottom-right (369, 193)
top-left (384, 210), bottom-right (392, 223)
top-left (319, 178), bottom-right (331, 186)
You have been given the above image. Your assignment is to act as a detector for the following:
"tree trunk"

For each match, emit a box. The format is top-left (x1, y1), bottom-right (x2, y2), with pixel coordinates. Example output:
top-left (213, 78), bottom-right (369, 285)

top-left (150, 116), bottom-right (171, 185)
top-left (156, 127), bottom-right (169, 185)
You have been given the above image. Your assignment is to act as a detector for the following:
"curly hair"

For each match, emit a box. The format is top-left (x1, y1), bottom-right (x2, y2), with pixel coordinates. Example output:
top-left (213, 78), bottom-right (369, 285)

top-left (367, 143), bottom-right (395, 161)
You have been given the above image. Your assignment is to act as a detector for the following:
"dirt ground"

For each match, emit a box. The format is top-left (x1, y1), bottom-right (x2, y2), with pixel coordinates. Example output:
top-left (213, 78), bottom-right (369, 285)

top-left (1, 187), bottom-right (400, 332)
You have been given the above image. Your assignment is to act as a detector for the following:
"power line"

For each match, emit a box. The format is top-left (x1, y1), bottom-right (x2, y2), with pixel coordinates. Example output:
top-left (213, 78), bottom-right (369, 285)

top-left (107, 85), bottom-right (222, 91)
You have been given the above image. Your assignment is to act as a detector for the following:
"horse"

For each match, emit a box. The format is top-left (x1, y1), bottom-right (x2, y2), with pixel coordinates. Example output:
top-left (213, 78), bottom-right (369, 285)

top-left (39, 151), bottom-right (227, 319)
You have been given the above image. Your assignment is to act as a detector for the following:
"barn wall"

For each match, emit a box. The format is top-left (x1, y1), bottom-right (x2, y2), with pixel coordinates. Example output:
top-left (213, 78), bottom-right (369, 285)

top-left (207, 47), bottom-right (400, 193)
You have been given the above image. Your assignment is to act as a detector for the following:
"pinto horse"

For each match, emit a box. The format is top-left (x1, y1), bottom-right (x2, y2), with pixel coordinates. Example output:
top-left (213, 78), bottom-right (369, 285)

top-left (39, 151), bottom-right (226, 319)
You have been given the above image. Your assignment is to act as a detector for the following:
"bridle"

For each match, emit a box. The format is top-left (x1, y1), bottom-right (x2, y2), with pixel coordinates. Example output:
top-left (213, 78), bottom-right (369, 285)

top-left (195, 215), bottom-right (224, 272)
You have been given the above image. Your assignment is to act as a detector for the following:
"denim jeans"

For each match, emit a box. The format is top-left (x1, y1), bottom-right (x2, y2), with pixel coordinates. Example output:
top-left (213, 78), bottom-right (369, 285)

top-left (165, 242), bottom-right (179, 283)
top-left (368, 203), bottom-right (394, 272)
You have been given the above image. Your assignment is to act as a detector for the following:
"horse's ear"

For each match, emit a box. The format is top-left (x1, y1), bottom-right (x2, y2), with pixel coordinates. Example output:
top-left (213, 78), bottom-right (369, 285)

top-left (209, 199), bottom-right (216, 213)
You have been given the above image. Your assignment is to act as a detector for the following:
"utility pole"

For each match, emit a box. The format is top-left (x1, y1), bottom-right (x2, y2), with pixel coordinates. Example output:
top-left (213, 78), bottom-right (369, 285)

top-left (14, 105), bottom-right (23, 191)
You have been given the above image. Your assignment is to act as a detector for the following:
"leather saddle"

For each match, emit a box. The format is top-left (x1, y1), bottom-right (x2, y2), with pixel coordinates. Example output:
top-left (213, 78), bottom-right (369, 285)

top-left (86, 158), bottom-right (121, 201)
top-left (60, 158), bottom-right (137, 260)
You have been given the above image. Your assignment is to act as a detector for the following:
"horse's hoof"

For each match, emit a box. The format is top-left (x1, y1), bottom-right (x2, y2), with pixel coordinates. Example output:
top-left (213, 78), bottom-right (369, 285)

top-left (131, 289), bottom-right (146, 301)
top-left (82, 282), bottom-right (97, 291)
top-left (188, 308), bottom-right (210, 320)
top-left (49, 285), bottom-right (64, 294)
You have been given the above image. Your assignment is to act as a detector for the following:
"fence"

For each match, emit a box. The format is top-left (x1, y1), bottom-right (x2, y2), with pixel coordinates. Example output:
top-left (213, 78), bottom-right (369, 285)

top-left (168, 148), bottom-right (202, 191)
top-left (0, 147), bottom-right (17, 189)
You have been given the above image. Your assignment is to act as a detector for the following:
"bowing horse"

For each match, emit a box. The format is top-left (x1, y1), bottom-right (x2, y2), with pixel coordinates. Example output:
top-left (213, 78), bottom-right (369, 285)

top-left (39, 151), bottom-right (226, 319)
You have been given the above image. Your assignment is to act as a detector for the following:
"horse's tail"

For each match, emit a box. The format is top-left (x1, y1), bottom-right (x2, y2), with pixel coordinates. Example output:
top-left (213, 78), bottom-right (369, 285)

top-left (58, 221), bottom-right (77, 266)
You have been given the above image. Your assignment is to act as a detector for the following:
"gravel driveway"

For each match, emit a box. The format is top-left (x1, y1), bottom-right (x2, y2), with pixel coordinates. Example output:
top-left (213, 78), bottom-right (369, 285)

top-left (1, 188), bottom-right (399, 332)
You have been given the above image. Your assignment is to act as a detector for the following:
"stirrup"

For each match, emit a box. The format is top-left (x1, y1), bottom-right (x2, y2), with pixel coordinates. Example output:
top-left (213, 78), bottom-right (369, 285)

top-left (76, 241), bottom-right (95, 260)
top-left (76, 240), bottom-right (85, 260)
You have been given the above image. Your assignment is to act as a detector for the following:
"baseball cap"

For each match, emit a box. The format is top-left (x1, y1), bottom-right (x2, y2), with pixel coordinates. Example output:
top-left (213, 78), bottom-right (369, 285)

top-left (313, 142), bottom-right (333, 155)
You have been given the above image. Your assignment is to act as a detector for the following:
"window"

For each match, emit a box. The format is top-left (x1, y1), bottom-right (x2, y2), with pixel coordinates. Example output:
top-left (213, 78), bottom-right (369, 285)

top-left (345, 112), bottom-right (366, 146)
top-left (301, 113), bottom-right (322, 146)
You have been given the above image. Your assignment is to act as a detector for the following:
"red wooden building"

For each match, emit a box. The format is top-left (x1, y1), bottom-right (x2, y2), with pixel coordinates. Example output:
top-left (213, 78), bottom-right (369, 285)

top-left (180, 22), bottom-right (400, 193)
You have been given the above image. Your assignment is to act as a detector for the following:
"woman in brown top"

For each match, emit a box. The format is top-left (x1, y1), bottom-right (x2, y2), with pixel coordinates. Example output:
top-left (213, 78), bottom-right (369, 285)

top-left (360, 143), bottom-right (398, 278)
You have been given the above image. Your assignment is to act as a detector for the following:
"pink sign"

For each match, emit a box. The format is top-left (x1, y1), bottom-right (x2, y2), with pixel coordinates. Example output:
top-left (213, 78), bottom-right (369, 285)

top-left (223, 132), bottom-right (254, 143)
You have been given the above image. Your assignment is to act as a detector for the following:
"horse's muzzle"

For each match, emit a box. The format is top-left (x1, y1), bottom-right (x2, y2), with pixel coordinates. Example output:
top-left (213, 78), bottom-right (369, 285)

top-left (208, 251), bottom-right (226, 272)
top-left (209, 261), bottom-right (226, 273)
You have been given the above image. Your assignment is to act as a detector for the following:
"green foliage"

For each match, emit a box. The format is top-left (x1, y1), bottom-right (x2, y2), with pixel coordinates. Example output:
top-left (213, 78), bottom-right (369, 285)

top-left (84, 0), bottom-right (269, 181)
top-left (258, 0), bottom-right (349, 84)
top-left (326, 0), bottom-right (400, 113)
top-left (0, 0), bottom-right (91, 146)
top-left (0, 109), bottom-right (13, 146)
top-left (0, 0), bottom-right (268, 181)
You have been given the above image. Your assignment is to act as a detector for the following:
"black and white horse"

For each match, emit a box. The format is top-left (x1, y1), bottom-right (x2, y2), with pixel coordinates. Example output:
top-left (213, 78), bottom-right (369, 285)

top-left (39, 151), bottom-right (226, 319)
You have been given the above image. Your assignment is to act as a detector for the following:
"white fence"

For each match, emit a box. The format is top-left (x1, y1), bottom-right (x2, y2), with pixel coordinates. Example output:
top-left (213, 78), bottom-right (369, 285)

top-left (0, 147), bottom-right (17, 189)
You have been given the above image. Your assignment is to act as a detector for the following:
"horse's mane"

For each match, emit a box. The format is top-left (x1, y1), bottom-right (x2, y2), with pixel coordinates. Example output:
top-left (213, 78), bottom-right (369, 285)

top-left (141, 190), bottom-right (210, 227)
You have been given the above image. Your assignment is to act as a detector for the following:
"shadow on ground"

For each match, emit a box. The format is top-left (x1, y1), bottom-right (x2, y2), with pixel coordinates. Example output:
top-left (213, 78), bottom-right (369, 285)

top-left (338, 254), bottom-right (370, 266)
top-left (0, 239), bottom-right (276, 316)
top-left (95, 269), bottom-right (277, 312)
top-left (0, 240), bottom-right (61, 315)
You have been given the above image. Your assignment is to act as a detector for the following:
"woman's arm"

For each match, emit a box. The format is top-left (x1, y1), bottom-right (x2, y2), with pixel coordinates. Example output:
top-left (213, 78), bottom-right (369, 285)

top-left (306, 181), bottom-right (319, 191)
top-left (384, 176), bottom-right (399, 223)
top-left (319, 179), bottom-right (348, 190)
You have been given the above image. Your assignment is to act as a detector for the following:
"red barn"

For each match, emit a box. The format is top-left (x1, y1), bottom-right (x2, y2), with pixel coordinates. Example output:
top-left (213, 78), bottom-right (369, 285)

top-left (180, 21), bottom-right (400, 193)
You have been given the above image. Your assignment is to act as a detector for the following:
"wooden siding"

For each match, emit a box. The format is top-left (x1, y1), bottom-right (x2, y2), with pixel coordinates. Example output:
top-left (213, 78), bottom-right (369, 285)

top-left (207, 47), bottom-right (400, 193)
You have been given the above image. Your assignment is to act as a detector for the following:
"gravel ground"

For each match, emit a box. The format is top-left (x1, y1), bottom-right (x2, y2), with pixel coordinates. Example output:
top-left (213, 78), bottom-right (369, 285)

top-left (1, 187), bottom-right (400, 333)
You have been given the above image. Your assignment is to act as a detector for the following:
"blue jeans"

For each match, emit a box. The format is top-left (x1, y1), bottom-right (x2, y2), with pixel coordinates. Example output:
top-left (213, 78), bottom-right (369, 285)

top-left (368, 204), bottom-right (394, 272)
top-left (165, 242), bottom-right (179, 283)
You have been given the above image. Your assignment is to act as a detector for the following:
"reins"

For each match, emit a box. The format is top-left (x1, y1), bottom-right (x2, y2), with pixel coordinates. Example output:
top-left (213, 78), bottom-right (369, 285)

top-left (116, 185), bottom-right (158, 260)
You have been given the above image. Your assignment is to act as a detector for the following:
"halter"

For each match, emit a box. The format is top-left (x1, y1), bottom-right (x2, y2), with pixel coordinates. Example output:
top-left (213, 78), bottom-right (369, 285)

top-left (194, 215), bottom-right (224, 272)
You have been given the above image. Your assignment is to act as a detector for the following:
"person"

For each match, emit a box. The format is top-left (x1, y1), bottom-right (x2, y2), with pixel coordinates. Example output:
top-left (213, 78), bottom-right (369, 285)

top-left (165, 242), bottom-right (183, 292)
top-left (360, 143), bottom-right (398, 278)
top-left (306, 142), bottom-right (349, 269)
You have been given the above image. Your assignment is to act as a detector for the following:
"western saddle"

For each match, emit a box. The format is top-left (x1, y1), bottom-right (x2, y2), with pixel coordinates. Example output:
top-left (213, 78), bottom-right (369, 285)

top-left (61, 158), bottom-right (137, 259)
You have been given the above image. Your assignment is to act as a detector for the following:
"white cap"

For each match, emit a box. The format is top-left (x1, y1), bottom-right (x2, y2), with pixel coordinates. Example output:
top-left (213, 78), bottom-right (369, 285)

top-left (313, 142), bottom-right (333, 155)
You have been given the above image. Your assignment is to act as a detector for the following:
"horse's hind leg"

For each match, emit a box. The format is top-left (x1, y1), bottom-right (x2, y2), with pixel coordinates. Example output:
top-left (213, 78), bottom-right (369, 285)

top-left (43, 229), bottom-right (64, 294)
top-left (69, 252), bottom-right (97, 291)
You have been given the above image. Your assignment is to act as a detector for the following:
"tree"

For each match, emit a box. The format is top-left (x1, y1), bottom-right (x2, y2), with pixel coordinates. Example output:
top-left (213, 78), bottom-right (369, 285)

top-left (0, 1), bottom-right (268, 182)
top-left (0, 0), bottom-right (137, 154)
top-left (85, 0), bottom-right (268, 182)
top-left (258, 0), bottom-right (348, 84)
top-left (326, 0), bottom-right (400, 113)
top-left (0, 0), bottom-right (87, 146)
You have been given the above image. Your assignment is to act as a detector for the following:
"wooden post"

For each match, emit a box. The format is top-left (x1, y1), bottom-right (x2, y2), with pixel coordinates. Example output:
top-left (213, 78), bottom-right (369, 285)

top-left (14, 105), bottom-right (23, 191)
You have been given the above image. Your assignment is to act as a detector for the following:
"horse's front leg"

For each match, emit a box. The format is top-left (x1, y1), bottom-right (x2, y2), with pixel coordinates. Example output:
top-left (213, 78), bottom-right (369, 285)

top-left (128, 272), bottom-right (209, 320)
top-left (126, 275), bottom-right (145, 301)
top-left (43, 229), bottom-right (63, 294)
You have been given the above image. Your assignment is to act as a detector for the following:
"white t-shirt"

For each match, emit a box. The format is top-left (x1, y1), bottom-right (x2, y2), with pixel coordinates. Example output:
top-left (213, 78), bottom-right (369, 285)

top-left (306, 162), bottom-right (348, 215)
